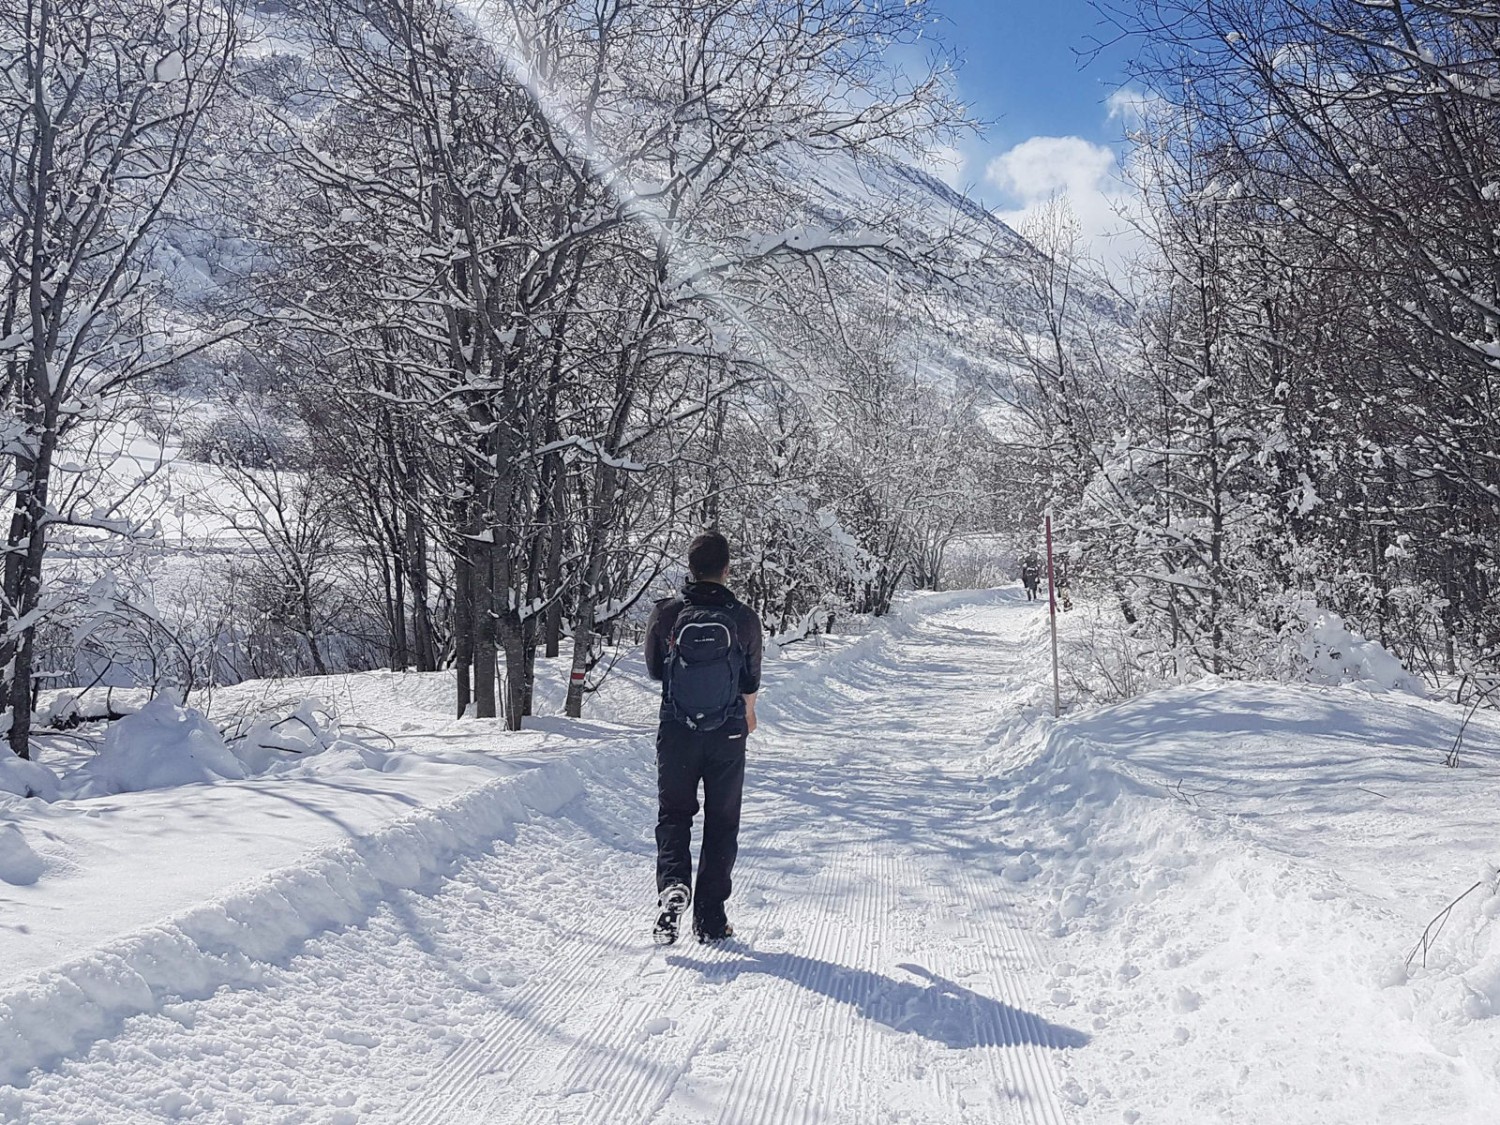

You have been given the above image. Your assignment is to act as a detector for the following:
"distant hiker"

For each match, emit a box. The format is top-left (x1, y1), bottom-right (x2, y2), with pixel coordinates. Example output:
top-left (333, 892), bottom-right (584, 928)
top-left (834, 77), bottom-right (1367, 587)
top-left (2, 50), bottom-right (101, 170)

top-left (645, 531), bottom-right (764, 945)
top-left (1020, 556), bottom-right (1041, 601)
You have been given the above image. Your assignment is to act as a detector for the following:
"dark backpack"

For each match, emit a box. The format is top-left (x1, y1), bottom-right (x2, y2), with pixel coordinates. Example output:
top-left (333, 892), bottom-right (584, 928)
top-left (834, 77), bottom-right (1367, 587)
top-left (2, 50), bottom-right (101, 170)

top-left (664, 603), bottom-right (745, 731)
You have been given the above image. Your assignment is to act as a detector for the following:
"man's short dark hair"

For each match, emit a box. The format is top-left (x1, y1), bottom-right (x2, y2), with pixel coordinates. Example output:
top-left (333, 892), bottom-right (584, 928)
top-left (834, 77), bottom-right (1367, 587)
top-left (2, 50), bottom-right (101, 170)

top-left (687, 532), bottom-right (730, 581)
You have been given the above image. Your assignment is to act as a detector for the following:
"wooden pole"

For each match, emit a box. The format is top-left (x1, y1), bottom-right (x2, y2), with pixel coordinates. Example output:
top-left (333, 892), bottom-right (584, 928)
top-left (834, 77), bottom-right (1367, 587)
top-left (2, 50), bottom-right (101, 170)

top-left (1046, 513), bottom-right (1061, 718)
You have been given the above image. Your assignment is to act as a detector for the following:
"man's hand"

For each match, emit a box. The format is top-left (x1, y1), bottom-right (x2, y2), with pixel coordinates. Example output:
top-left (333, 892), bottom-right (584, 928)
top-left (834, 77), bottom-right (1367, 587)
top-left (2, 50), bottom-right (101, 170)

top-left (744, 693), bottom-right (758, 735)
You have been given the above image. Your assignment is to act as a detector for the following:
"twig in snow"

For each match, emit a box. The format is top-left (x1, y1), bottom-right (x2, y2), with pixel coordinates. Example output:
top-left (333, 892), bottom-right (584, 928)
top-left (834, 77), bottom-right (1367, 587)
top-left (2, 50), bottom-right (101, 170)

top-left (1406, 879), bottom-right (1486, 970)
top-left (338, 721), bottom-right (397, 750)
top-left (1445, 700), bottom-right (1481, 768)
top-left (1167, 778), bottom-right (1197, 806)
top-left (1165, 778), bottom-right (1232, 806)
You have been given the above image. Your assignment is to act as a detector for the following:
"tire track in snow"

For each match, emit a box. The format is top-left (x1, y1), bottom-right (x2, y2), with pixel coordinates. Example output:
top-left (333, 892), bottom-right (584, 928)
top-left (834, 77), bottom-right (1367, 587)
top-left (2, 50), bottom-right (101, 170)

top-left (949, 850), bottom-right (1070, 1124)
top-left (760, 601), bottom-right (1072, 1125)
top-left (651, 599), bottom-right (1076, 1125)
top-left (792, 842), bottom-right (896, 1125)
top-left (537, 940), bottom-right (743, 1122)
top-left (494, 794), bottom-right (848, 1125)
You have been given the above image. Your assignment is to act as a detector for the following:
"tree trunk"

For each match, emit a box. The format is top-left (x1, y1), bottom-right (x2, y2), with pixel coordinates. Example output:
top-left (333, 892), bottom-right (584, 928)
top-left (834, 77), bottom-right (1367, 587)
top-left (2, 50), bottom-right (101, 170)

top-left (406, 499), bottom-right (438, 672)
top-left (544, 464), bottom-right (565, 659)
top-left (521, 622), bottom-right (538, 718)
top-left (4, 418), bottom-right (59, 760)
top-left (500, 619), bottom-right (528, 731)
top-left (386, 534), bottom-right (408, 671)
top-left (300, 577), bottom-right (330, 677)
top-left (454, 538), bottom-right (475, 718)
top-left (564, 599), bottom-right (592, 719)
top-left (473, 539), bottom-right (498, 719)
top-left (564, 473), bottom-right (616, 720)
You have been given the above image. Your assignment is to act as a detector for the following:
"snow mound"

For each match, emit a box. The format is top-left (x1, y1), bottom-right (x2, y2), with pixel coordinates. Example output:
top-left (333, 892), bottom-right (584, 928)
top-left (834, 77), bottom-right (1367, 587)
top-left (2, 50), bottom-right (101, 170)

top-left (986, 676), bottom-right (1500, 1122)
top-left (1281, 600), bottom-right (1426, 695)
top-left (0, 823), bottom-right (43, 886)
top-left (61, 694), bottom-right (360, 799)
top-left (0, 753), bottom-right (60, 801)
top-left (75, 697), bottom-right (247, 795)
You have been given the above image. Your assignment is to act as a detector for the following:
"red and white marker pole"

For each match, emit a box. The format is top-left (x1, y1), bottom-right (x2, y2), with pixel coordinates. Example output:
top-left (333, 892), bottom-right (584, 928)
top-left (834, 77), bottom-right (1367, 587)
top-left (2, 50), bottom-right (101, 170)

top-left (1045, 513), bottom-right (1061, 718)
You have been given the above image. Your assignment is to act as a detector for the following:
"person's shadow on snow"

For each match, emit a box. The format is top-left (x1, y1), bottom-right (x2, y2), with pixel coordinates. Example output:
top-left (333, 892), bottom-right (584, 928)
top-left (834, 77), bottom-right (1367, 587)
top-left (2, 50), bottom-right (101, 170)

top-left (667, 951), bottom-right (1088, 1050)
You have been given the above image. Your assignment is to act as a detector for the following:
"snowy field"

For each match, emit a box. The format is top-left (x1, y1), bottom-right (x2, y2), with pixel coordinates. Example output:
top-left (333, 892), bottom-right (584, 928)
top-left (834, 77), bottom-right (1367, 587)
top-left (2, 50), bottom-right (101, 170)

top-left (2, 590), bottom-right (1498, 1122)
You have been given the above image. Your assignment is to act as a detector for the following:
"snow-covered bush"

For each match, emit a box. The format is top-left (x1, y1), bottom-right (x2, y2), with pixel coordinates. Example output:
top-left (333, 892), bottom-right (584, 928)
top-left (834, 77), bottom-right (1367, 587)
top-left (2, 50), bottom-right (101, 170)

top-left (735, 486), bottom-right (877, 639)
top-left (180, 414), bottom-right (293, 469)
top-left (1275, 599), bottom-right (1427, 696)
top-left (73, 697), bottom-right (249, 796)
top-left (942, 536), bottom-right (1018, 591)
top-left (1060, 604), bottom-right (1164, 705)
top-left (222, 699), bottom-right (342, 775)
top-left (69, 695), bottom-right (354, 797)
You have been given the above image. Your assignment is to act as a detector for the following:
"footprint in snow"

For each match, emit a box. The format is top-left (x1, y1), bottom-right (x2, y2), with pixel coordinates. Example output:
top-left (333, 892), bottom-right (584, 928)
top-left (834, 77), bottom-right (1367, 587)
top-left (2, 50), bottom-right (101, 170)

top-left (638, 1016), bottom-right (674, 1041)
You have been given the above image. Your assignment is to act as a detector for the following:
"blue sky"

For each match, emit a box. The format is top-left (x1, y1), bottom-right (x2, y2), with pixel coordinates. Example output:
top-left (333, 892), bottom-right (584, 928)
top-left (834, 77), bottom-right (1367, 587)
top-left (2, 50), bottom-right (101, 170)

top-left (931, 0), bottom-right (1129, 157)
top-left (919, 0), bottom-right (1144, 263)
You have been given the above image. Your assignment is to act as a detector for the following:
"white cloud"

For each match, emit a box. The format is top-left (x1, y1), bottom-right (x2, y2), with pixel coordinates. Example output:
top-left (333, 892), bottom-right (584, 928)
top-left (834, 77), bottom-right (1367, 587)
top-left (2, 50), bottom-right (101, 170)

top-left (1105, 87), bottom-right (1167, 128)
top-left (985, 135), bottom-right (1144, 269)
top-left (986, 136), bottom-right (1116, 202)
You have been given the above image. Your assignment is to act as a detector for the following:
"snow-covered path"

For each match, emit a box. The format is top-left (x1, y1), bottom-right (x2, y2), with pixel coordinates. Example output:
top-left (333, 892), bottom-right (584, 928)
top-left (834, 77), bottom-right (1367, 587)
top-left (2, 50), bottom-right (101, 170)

top-left (397, 593), bottom-right (1078, 1125)
top-left (10, 593), bottom-right (1081, 1124)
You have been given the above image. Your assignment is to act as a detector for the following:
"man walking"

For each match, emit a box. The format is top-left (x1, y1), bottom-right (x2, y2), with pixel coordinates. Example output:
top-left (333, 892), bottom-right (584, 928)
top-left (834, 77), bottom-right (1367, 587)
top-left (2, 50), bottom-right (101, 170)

top-left (1021, 554), bottom-right (1041, 601)
top-left (644, 532), bottom-right (763, 945)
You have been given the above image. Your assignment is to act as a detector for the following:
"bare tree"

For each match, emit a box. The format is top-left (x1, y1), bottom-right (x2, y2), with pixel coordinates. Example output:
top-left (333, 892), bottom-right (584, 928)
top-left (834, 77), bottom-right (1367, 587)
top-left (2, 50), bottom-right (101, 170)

top-left (197, 411), bottom-right (353, 678)
top-left (0, 0), bottom-right (239, 756)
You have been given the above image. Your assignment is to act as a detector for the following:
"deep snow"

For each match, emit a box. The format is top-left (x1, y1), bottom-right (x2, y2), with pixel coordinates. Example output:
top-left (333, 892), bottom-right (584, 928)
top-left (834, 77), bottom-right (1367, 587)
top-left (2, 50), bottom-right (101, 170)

top-left (2, 590), bottom-right (1498, 1122)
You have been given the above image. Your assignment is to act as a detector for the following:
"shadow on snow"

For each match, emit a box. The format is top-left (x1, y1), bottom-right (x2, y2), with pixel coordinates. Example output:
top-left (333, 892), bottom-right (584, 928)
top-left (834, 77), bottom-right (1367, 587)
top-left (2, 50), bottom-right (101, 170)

top-left (666, 949), bottom-right (1088, 1051)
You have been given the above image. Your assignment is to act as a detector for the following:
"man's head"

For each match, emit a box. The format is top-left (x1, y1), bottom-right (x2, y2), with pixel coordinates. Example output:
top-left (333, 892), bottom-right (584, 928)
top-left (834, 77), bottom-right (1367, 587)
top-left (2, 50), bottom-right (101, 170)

top-left (687, 531), bottom-right (730, 584)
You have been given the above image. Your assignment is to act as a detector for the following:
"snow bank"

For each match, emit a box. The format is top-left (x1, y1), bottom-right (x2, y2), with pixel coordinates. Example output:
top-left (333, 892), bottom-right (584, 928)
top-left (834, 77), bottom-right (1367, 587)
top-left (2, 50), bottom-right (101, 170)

top-left (65, 696), bottom-right (362, 798)
top-left (0, 758), bottom-right (582, 1088)
top-left (73, 696), bottom-right (247, 795)
top-left (981, 680), bottom-right (1500, 1122)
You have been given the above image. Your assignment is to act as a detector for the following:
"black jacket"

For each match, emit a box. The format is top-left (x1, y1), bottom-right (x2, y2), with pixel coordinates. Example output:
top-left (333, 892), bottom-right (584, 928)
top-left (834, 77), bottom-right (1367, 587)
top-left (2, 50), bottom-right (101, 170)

top-left (645, 581), bottom-right (764, 725)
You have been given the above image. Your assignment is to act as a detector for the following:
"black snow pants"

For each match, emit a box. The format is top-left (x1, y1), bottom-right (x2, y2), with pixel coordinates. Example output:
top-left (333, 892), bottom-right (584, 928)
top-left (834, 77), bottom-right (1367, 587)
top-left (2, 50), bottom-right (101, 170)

top-left (655, 718), bottom-right (746, 930)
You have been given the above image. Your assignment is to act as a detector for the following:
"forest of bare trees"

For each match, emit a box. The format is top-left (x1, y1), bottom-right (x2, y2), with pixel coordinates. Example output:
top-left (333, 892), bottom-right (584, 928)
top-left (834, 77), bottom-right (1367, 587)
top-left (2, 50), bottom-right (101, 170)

top-left (1, 0), bottom-right (1012, 751)
top-left (1000, 0), bottom-right (1500, 697)
top-left (3, 0), bottom-right (1497, 764)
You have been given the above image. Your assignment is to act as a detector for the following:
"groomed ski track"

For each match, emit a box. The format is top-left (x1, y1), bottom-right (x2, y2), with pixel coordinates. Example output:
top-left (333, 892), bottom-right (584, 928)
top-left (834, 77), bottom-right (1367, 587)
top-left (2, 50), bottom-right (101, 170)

top-left (12, 592), bottom-right (1085, 1124)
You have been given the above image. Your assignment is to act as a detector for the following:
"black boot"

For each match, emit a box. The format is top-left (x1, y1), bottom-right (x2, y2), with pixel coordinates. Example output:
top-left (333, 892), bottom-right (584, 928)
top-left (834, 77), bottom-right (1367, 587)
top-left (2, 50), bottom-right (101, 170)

top-left (653, 883), bottom-right (691, 945)
top-left (692, 911), bottom-right (734, 944)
